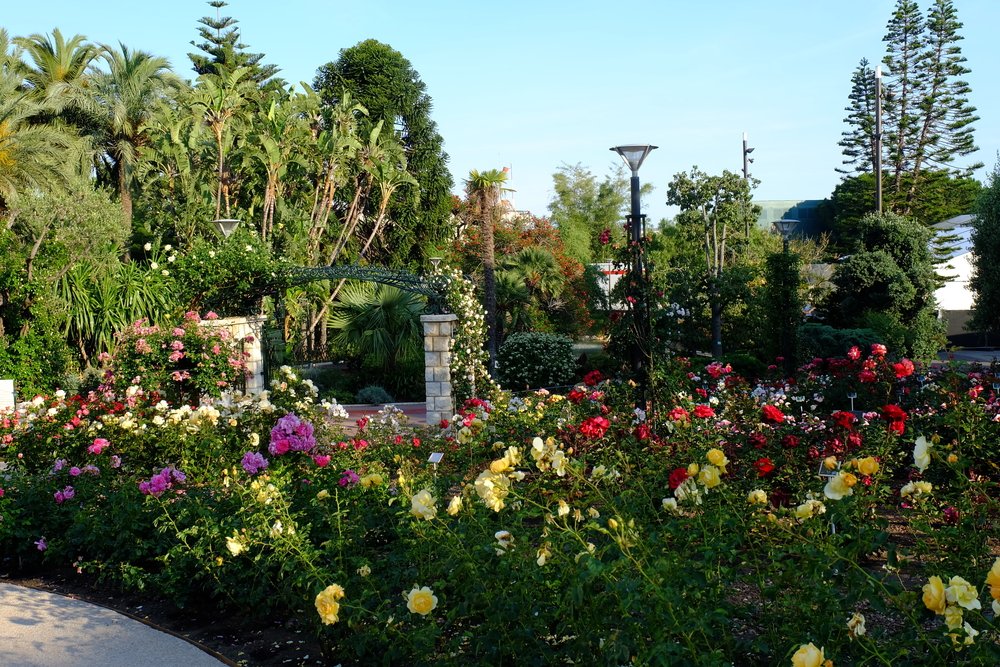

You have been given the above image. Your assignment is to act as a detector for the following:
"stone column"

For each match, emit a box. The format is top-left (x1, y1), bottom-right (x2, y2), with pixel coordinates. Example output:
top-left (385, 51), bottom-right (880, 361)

top-left (421, 313), bottom-right (458, 427)
top-left (200, 315), bottom-right (266, 394)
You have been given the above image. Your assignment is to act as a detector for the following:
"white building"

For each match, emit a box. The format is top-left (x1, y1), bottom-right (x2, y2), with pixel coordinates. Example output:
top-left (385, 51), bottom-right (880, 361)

top-left (933, 214), bottom-right (976, 338)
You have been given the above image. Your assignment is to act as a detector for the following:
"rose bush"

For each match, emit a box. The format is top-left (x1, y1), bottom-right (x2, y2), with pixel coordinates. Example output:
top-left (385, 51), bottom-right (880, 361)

top-left (2, 346), bottom-right (999, 664)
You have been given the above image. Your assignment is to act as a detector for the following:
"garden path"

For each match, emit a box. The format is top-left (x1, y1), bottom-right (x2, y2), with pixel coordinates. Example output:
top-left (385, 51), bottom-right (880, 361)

top-left (0, 582), bottom-right (231, 666)
top-left (339, 402), bottom-right (427, 434)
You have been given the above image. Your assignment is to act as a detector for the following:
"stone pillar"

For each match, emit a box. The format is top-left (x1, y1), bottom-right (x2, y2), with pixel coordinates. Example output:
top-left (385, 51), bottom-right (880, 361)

top-left (200, 315), bottom-right (266, 394)
top-left (421, 313), bottom-right (458, 427)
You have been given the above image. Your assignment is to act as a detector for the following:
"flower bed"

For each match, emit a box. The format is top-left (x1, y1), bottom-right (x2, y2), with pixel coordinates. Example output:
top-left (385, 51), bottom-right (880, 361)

top-left (1, 347), bottom-right (998, 665)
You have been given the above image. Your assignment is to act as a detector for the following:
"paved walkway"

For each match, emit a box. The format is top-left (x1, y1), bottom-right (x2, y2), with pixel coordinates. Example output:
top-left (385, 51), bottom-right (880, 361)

top-left (0, 582), bottom-right (228, 667)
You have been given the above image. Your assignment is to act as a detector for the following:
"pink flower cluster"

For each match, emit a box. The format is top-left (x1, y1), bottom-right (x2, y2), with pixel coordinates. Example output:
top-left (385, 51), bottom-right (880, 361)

top-left (138, 466), bottom-right (186, 497)
top-left (241, 451), bottom-right (269, 475)
top-left (268, 413), bottom-right (316, 455)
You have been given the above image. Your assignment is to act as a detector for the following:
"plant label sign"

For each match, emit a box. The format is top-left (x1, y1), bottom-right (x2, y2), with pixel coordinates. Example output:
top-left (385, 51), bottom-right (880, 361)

top-left (428, 452), bottom-right (444, 465)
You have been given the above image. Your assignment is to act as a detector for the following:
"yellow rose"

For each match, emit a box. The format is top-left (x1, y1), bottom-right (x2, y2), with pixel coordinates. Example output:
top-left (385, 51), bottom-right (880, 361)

top-left (847, 612), bottom-right (866, 638)
top-left (225, 533), bottom-right (245, 556)
top-left (747, 489), bottom-right (768, 505)
top-left (856, 457), bottom-right (879, 476)
top-left (536, 544), bottom-right (551, 567)
top-left (406, 586), bottom-right (438, 615)
top-left (945, 575), bottom-right (981, 610)
top-left (947, 453), bottom-right (958, 464)
top-left (698, 465), bottom-right (722, 489)
top-left (446, 495), bottom-right (463, 516)
top-left (922, 575), bottom-right (947, 614)
top-left (706, 448), bottom-right (728, 471)
top-left (490, 456), bottom-right (512, 474)
top-left (986, 557), bottom-right (1000, 591)
top-left (315, 583), bottom-right (345, 625)
top-left (824, 472), bottom-right (855, 500)
top-left (944, 605), bottom-right (964, 631)
top-left (316, 489), bottom-right (330, 501)
top-left (360, 473), bottom-right (383, 488)
top-left (791, 642), bottom-right (825, 667)
top-left (823, 456), bottom-right (838, 471)
top-left (913, 435), bottom-right (931, 472)
top-left (687, 462), bottom-right (700, 476)
top-left (410, 489), bottom-right (437, 521)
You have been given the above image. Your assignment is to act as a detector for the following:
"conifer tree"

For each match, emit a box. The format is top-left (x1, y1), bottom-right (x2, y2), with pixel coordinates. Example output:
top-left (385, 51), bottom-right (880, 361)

top-left (882, 0), bottom-right (925, 194)
top-left (188, 1), bottom-right (278, 85)
top-left (837, 58), bottom-right (877, 176)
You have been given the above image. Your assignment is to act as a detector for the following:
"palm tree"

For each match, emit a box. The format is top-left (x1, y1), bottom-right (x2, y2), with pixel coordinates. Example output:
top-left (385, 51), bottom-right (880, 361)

top-left (90, 44), bottom-right (185, 226)
top-left (15, 28), bottom-right (98, 114)
top-left (0, 64), bottom-right (75, 215)
top-left (191, 66), bottom-right (257, 219)
top-left (465, 168), bottom-right (509, 376)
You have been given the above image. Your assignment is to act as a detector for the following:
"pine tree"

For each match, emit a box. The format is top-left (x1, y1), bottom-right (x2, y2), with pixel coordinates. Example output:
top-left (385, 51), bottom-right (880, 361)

top-left (188, 1), bottom-right (279, 85)
top-left (910, 0), bottom-right (980, 186)
top-left (837, 58), bottom-right (877, 176)
top-left (882, 0), bottom-right (925, 194)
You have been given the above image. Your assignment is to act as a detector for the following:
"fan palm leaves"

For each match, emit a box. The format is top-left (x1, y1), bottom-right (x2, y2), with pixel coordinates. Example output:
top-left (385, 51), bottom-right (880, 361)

top-left (327, 281), bottom-right (424, 372)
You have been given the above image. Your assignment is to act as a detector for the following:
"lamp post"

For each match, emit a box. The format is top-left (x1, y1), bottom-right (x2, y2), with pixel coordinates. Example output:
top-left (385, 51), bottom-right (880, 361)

top-left (772, 219), bottom-right (799, 378)
top-left (610, 144), bottom-right (657, 409)
top-left (212, 218), bottom-right (241, 238)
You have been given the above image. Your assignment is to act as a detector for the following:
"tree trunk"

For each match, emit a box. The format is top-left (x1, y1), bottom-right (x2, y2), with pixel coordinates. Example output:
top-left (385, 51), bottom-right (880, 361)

top-left (483, 217), bottom-right (498, 377)
top-left (117, 159), bottom-right (133, 228)
top-left (710, 276), bottom-right (723, 358)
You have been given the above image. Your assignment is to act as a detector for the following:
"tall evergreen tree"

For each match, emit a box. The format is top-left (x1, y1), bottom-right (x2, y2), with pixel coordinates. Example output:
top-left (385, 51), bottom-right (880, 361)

top-left (882, 0), bottom-right (925, 195)
top-left (188, 0), bottom-right (279, 85)
top-left (314, 40), bottom-right (454, 266)
top-left (910, 0), bottom-right (980, 188)
top-left (837, 58), bottom-right (877, 176)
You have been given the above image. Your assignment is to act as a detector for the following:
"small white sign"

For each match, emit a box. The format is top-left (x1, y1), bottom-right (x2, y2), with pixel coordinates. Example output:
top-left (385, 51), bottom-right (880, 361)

top-left (428, 452), bottom-right (444, 465)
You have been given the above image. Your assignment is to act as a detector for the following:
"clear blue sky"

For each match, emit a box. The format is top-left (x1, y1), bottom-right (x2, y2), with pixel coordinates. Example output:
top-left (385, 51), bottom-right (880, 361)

top-left (5, 0), bottom-right (999, 223)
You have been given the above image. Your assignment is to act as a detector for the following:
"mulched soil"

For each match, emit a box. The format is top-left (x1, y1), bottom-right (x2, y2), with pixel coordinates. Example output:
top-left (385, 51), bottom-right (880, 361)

top-left (2, 568), bottom-right (326, 666)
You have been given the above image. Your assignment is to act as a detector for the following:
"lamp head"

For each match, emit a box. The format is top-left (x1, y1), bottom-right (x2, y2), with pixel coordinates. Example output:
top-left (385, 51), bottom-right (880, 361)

top-left (773, 219), bottom-right (799, 239)
top-left (212, 218), bottom-right (241, 238)
top-left (610, 144), bottom-right (658, 175)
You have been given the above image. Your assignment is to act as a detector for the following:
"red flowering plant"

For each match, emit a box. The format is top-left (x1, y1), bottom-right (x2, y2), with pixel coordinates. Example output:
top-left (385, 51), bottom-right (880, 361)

top-left (106, 312), bottom-right (250, 402)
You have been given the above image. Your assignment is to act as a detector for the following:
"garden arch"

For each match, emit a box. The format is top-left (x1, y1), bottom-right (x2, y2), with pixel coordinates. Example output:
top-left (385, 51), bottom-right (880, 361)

top-left (269, 265), bottom-right (457, 425)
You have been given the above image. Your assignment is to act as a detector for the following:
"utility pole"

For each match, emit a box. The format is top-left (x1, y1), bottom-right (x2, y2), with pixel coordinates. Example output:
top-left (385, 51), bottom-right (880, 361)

top-left (874, 66), bottom-right (883, 214)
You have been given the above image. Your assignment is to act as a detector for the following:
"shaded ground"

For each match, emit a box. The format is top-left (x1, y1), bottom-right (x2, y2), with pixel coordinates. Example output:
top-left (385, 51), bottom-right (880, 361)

top-left (1, 570), bottom-right (325, 666)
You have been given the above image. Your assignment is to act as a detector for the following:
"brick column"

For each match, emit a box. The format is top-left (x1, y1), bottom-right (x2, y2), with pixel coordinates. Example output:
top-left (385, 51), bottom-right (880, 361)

top-left (421, 313), bottom-right (458, 427)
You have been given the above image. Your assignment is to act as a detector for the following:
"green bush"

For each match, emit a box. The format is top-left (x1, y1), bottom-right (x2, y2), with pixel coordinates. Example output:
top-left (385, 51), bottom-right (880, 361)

top-left (798, 322), bottom-right (882, 360)
top-left (498, 332), bottom-right (576, 389)
top-left (355, 385), bottom-right (395, 404)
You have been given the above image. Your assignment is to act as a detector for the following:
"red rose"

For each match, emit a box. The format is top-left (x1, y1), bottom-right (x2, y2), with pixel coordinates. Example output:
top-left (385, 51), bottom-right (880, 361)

top-left (858, 370), bottom-right (877, 383)
top-left (692, 405), bottom-right (715, 419)
top-left (881, 404), bottom-right (907, 421)
top-left (583, 370), bottom-right (604, 387)
top-left (668, 467), bottom-right (689, 489)
top-left (579, 416), bottom-right (610, 439)
top-left (749, 432), bottom-right (768, 449)
top-left (761, 404), bottom-right (785, 425)
top-left (781, 434), bottom-right (799, 448)
top-left (754, 457), bottom-right (776, 477)
top-left (633, 423), bottom-right (651, 441)
top-left (832, 411), bottom-right (856, 429)
top-left (893, 358), bottom-right (914, 379)
top-left (847, 346), bottom-right (861, 361)
top-left (567, 389), bottom-right (586, 404)
top-left (669, 407), bottom-right (690, 422)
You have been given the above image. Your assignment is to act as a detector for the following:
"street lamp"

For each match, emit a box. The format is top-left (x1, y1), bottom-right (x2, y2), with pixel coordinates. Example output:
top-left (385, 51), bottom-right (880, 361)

top-left (611, 144), bottom-right (657, 409)
top-left (212, 218), bottom-right (241, 238)
top-left (772, 219), bottom-right (800, 378)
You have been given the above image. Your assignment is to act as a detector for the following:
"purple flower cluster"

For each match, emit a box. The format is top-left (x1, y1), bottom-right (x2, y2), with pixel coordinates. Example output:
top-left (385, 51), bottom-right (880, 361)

top-left (268, 413), bottom-right (316, 456)
top-left (241, 451), bottom-right (269, 475)
top-left (339, 469), bottom-right (360, 488)
top-left (54, 486), bottom-right (75, 504)
top-left (138, 466), bottom-right (186, 497)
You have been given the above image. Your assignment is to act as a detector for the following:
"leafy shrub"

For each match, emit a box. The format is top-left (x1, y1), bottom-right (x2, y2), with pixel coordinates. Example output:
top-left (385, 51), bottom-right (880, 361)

top-left (355, 385), bottom-right (394, 404)
top-left (498, 332), bottom-right (576, 389)
top-left (798, 322), bottom-right (882, 360)
top-left (108, 311), bottom-right (250, 400)
top-left (0, 318), bottom-right (75, 399)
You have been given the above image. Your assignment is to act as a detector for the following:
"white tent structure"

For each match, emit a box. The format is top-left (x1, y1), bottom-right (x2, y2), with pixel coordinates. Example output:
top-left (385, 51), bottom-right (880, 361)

top-left (933, 214), bottom-right (977, 338)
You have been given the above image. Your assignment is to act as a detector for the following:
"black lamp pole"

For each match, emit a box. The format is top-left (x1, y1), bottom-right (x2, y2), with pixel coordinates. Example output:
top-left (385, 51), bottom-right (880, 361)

top-left (611, 144), bottom-right (657, 410)
top-left (774, 219), bottom-right (799, 378)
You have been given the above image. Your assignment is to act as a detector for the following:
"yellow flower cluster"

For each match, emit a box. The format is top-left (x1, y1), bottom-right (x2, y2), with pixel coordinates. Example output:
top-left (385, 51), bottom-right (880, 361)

top-left (823, 471), bottom-right (857, 500)
top-left (900, 480), bottom-right (932, 498)
top-left (987, 558), bottom-right (1000, 615)
top-left (531, 436), bottom-right (568, 476)
top-left (472, 444), bottom-right (525, 512)
top-left (250, 478), bottom-right (279, 505)
top-left (315, 583), bottom-right (345, 625)
top-left (922, 574), bottom-right (982, 647)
